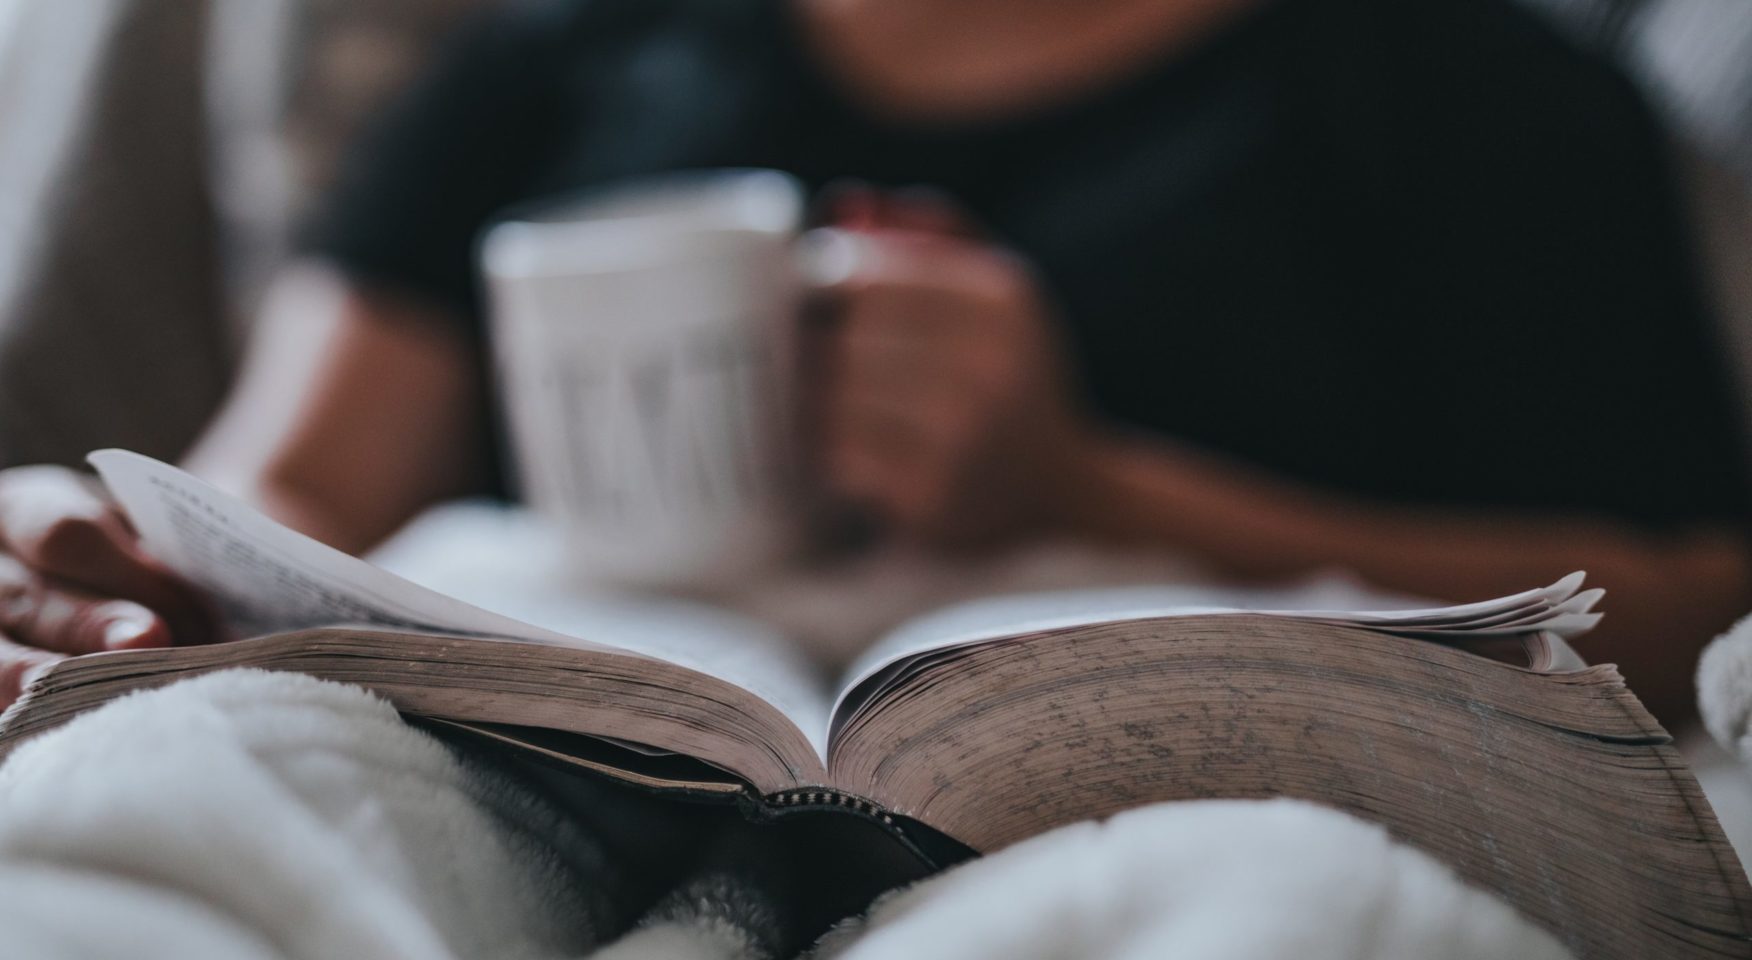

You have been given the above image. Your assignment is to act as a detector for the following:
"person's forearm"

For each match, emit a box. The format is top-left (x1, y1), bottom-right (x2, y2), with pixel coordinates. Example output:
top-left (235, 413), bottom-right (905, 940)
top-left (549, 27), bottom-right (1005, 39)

top-left (1062, 430), bottom-right (1752, 722)
top-left (183, 266), bottom-right (490, 555)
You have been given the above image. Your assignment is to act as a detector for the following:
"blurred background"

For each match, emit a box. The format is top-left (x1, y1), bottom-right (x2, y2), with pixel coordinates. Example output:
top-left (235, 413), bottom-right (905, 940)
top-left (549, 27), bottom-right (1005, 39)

top-left (0, 0), bottom-right (1748, 471)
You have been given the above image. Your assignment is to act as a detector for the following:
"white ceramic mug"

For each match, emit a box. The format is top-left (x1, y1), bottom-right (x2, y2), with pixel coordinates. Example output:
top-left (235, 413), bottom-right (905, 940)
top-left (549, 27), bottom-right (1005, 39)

top-left (482, 170), bottom-right (811, 589)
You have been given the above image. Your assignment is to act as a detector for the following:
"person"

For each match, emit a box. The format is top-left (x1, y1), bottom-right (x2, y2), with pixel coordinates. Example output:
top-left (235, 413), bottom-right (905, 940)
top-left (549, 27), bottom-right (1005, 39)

top-left (0, 0), bottom-right (1746, 723)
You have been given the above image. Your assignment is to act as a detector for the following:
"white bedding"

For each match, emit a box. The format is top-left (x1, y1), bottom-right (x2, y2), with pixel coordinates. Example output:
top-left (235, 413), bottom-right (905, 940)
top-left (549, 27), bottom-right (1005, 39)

top-left (0, 669), bottom-right (1571, 960)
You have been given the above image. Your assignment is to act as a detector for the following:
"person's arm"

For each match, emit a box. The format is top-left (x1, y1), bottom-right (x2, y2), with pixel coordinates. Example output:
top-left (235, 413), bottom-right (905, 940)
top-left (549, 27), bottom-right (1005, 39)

top-left (814, 204), bottom-right (1749, 724)
top-left (1060, 431), bottom-right (1752, 722)
top-left (0, 2), bottom-right (566, 705)
top-left (0, 267), bottom-right (486, 705)
top-left (185, 266), bottom-right (490, 553)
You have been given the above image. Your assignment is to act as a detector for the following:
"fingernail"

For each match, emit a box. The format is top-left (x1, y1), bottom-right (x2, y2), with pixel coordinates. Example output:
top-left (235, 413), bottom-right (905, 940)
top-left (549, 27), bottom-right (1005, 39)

top-left (101, 604), bottom-right (160, 650)
top-left (797, 228), bottom-right (874, 288)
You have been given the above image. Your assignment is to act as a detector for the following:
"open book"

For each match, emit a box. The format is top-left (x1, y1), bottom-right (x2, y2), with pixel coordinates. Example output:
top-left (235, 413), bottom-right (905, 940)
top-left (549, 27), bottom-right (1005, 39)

top-left (2, 451), bottom-right (1749, 959)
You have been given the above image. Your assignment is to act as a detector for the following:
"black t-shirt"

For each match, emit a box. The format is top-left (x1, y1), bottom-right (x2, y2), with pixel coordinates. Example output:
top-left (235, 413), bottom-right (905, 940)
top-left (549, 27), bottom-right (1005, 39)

top-left (306, 0), bottom-right (1751, 528)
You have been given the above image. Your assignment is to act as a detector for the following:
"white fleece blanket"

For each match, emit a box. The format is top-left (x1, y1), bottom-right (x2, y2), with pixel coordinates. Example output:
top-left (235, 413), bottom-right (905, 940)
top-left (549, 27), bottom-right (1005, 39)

top-left (0, 669), bottom-right (1571, 960)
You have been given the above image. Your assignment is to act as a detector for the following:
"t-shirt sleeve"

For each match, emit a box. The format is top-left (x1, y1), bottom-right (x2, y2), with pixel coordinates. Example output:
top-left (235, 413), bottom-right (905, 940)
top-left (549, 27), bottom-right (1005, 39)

top-left (299, 4), bottom-right (574, 332)
top-left (1385, 4), bottom-right (1752, 529)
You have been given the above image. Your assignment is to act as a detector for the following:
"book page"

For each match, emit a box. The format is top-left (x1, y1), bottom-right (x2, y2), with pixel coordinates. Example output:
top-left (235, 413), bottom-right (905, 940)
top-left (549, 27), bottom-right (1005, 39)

top-left (92, 453), bottom-right (833, 756)
top-left (458, 594), bottom-right (830, 758)
top-left (831, 574), bottom-right (1600, 735)
top-left (368, 501), bottom-right (833, 756)
top-left (89, 450), bottom-right (597, 645)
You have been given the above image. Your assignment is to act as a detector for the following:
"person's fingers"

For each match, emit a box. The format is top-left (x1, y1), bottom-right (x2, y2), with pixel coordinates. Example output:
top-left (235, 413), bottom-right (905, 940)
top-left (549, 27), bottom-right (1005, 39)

top-left (834, 336), bottom-right (966, 416)
top-left (876, 186), bottom-right (982, 239)
top-left (837, 300), bottom-right (962, 363)
top-left (804, 229), bottom-right (1031, 334)
top-left (826, 254), bottom-right (1012, 393)
top-left (0, 467), bottom-right (218, 645)
top-left (824, 302), bottom-right (991, 531)
top-left (827, 434), bottom-right (939, 531)
top-left (832, 381), bottom-right (967, 454)
top-left (0, 553), bottom-right (172, 655)
top-left (828, 425), bottom-right (900, 504)
top-left (819, 179), bottom-right (883, 232)
top-left (830, 395), bottom-right (930, 468)
top-left (804, 225), bottom-right (1055, 544)
top-left (819, 182), bottom-right (981, 239)
top-left (826, 387), bottom-right (968, 529)
top-left (0, 631), bottom-right (67, 709)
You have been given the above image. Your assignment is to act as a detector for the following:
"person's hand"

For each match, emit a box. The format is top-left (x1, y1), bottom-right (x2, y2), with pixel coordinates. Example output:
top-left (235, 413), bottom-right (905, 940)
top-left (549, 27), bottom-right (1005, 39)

top-left (0, 465), bottom-right (217, 707)
top-left (809, 191), bottom-right (1095, 550)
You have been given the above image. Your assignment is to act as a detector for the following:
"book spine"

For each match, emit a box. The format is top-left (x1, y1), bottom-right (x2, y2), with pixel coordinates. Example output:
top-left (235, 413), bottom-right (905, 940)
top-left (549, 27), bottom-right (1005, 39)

top-left (762, 788), bottom-right (900, 829)
top-left (744, 788), bottom-right (979, 872)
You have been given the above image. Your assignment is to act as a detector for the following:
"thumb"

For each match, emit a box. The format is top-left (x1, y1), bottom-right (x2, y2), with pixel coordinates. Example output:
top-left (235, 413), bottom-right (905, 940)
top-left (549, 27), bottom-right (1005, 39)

top-left (0, 554), bottom-right (173, 655)
top-left (0, 466), bottom-right (219, 645)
